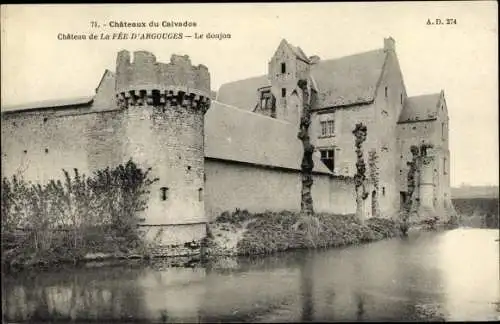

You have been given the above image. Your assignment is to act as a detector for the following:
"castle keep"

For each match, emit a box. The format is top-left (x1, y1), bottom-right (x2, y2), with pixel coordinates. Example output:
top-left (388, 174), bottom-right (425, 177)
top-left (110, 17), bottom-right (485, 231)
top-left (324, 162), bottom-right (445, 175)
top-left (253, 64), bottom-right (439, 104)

top-left (1, 37), bottom-right (454, 246)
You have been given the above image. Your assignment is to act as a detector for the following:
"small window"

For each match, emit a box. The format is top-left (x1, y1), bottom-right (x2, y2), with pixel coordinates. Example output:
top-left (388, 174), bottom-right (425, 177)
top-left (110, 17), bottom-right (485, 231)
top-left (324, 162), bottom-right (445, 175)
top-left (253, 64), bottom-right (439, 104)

top-left (385, 86), bottom-right (388, 98)
top-left (43, 117), bottom-right (48, 123)
top-left (441, 122), bottom-right (445, 138)
top-left (23, 150), bottom-right (27, 154)
top-left (320, 120), bottom-right (335, 137)
top-left (400, 93), bottom-right (403, 104)
top-left (160, 187), bottom-right (169, 201)
top-left (281, 62), bottom-right (286, 74)
top-left (260, 89), bottom-right (272, 110)
top-left (443, 158), bottom-right (447, 175)
top-left (198, 188), bottom-right (203, 202)
top-left (281, 88), bottom-right (286, 98)
top-left (45, 148), bottom-right (49, 154)
top-left (320, 148), bottom-right (335, 172)
top-left (382, 187), bottom-right (386, 196)
top-left (187, 165), bottom-right (191, 172)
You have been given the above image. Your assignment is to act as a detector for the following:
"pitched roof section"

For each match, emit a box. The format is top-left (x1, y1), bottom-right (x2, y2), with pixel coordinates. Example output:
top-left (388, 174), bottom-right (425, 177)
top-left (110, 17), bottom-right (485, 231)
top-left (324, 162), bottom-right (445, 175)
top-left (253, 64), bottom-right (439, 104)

top-left (286, 41), bottom-right (310, 63)
top-left (216, 75), bottom-right (269, 111)
top-left (311, 49), bottom-right (387, 108)
top-left (216, 49), bottom-right (388, 111)
top-left (205, 101), bottom-right (332, 175)
top-left (398, 93), bottom-right (441, 123)
top-left (1, 96), bottom-right (94, 114)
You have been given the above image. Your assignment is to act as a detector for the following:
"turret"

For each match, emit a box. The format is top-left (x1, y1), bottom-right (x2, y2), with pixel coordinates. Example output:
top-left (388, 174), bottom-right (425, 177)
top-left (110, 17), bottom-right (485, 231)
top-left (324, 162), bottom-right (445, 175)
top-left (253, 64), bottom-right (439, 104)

top-left (114, 50), bottom-right (211, 247)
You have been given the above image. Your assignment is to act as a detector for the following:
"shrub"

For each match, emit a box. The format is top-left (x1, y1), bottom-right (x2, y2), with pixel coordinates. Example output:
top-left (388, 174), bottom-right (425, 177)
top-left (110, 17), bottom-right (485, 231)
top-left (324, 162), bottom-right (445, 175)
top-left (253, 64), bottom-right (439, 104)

top-left (234, 211), bottom-right (399, 256)
top-left (1, 160), bottom-right (158, 270)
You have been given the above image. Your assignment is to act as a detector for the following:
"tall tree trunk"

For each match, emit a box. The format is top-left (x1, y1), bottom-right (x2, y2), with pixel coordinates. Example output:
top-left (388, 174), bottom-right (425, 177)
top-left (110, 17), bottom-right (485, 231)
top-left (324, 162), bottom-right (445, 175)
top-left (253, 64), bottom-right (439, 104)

top-left (353, 123), bottom-right (368, 224)
top-left (402, 144), bottom-right (434, 236)
top-left (368, 150), bottom-right (380, 218)
top-left (297, 79), bottom-right (315, 216)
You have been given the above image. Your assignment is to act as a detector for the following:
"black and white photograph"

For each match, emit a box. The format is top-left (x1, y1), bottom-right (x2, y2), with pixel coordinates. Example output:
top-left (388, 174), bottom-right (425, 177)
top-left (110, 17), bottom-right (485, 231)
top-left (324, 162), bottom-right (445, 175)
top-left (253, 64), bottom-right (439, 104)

top-left (1, 2), bottom-right (498, 322)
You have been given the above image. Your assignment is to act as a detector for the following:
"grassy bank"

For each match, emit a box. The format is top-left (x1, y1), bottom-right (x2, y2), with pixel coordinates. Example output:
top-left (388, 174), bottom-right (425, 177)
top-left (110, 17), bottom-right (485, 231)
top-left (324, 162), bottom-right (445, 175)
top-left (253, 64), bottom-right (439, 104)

top-left (205, 210), bottom-right (401, 257)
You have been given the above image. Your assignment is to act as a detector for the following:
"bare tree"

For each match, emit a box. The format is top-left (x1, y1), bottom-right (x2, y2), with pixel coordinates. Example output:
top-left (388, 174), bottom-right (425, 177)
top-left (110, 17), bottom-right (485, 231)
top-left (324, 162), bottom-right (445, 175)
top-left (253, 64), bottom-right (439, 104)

top-left (353, 123), bottom-right (369, 224)
top-left (293, 79), bottom-right (320, 246)
top-left (297, 79), bottom-right (315, 215)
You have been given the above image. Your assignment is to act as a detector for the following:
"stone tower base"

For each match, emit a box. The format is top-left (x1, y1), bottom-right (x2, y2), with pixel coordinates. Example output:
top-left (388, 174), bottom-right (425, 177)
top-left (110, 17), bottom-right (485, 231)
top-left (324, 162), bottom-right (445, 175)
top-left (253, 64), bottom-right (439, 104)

top-left (138, 223), bottom-right (208, 257)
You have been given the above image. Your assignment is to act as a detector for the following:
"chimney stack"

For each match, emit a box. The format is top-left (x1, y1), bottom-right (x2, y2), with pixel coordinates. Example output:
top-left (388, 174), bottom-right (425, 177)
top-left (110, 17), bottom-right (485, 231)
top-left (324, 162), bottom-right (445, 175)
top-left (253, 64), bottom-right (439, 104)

top-left (384, 37), bottom-right (395, 52)
top-left (308, 55), bottom-right (321, 65)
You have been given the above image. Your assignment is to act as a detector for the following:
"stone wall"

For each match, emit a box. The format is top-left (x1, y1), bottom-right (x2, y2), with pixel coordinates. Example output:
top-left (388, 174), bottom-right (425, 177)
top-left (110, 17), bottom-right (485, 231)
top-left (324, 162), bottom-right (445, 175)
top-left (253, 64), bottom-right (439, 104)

top-left (204, 158), bottom-right (356, 221)
top-left (311, 104), bottom-right (378, 178)
top-left (1, 107), bottom-right (123, 184)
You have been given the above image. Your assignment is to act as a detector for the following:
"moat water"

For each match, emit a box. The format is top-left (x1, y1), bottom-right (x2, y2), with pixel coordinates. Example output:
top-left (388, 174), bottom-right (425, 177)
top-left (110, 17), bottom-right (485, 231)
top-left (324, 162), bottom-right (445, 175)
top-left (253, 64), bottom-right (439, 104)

top-left (2, 228), bottom-right (499, 322)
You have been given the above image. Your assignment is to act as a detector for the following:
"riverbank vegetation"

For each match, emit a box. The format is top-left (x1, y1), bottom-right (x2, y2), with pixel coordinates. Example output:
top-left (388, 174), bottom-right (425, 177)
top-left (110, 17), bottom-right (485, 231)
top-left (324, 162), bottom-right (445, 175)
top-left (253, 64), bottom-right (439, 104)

top-left (1, 160), bottom-right (158, 272)
top-left (452, 198), bottom-right (499, 229)
top-left (205, 209), bottom-right (401, 257)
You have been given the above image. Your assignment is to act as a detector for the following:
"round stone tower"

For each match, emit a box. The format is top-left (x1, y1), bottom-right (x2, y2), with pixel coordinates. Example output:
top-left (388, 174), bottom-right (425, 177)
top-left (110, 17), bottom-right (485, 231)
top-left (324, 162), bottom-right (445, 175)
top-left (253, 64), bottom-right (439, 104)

top-left (115, 50), bottom-right (211, 246)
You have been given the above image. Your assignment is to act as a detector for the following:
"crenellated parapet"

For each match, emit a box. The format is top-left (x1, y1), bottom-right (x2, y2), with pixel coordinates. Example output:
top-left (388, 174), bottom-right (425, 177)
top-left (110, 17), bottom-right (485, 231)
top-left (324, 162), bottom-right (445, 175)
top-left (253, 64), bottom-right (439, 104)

top-left (115, 50), bottom-right (211, 113)
top-left (116, 87), bottom-right (211, 113)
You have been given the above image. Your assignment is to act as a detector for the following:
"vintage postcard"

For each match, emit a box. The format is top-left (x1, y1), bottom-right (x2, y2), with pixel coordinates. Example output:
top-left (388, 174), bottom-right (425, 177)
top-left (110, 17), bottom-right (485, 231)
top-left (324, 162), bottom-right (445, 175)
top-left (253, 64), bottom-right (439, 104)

top-left (1, 2), bottom-right (498, 323)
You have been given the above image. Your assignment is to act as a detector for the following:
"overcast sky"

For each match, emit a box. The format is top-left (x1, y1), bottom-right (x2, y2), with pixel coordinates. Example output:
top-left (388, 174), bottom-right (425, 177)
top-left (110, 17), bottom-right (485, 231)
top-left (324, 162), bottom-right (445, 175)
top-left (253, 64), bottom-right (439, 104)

top-left (1, 2), bottom-right (498, 187)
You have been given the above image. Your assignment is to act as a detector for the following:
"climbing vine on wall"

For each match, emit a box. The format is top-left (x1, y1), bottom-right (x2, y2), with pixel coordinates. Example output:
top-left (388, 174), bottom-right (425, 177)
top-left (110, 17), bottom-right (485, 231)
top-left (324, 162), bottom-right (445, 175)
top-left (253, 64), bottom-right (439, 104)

top-left (368, 149), bottom-right (380, 218)
top-left (353, 123), bottom-right (369, 223)
top-left (401, 143), bottom-right (435, 235)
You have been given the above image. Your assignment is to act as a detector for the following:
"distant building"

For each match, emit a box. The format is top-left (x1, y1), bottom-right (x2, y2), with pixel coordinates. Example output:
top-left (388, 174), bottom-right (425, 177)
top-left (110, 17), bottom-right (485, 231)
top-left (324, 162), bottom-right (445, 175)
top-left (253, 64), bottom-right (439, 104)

top-left (1, 37), bottom-right (454, 246)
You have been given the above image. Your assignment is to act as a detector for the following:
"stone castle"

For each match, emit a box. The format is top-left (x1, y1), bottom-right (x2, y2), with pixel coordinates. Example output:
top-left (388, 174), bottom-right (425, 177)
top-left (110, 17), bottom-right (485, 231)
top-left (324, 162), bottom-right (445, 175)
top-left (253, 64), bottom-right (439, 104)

top-left (1, 37), bottom-right (453, 245)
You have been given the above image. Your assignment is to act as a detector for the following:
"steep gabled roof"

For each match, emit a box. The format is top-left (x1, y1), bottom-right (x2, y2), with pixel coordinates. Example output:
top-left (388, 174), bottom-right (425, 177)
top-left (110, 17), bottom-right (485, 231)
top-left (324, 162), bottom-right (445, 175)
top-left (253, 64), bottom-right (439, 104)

top-left (216, 48), bottom-right (388, 111)
top-left (205, 101), bottom-right (332, 174)
top-left (311, 49), bottom-right (387, 108)
top-left (95, 69), bottom-right (115, 93)
top-left (216, 75), bottom-right (269, 111)
top-left (287, 43), bottom-right (310, 63)
top-left (398, 93), bottom-right (441, 123)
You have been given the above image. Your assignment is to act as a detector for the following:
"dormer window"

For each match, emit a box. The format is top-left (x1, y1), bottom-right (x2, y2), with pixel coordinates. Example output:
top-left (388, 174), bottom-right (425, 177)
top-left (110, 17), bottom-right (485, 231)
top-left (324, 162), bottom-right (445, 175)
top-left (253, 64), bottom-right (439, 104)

top-left (281, 62), bottom-right (286, 74)
top-left (260, 89), bottom-right (272, 109)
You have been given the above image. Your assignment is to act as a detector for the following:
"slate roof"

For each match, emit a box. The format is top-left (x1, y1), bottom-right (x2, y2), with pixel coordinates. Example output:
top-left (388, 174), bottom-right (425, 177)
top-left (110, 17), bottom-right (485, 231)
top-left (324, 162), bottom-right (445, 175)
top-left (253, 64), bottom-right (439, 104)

top-left (1, 96), bottom-right (94, 114)
top-left (216, 75), bottom-right (269, 111)
top-left (287, 43), bottom-right (310, 63)
top-left (398, 93), bottom-right (441, 123)
top-left (311, 49), bottom-right (386, 108)
top-left (205, 101), bottom-right (332, 174)
top-left (216, 48), bottom-right (387, 111)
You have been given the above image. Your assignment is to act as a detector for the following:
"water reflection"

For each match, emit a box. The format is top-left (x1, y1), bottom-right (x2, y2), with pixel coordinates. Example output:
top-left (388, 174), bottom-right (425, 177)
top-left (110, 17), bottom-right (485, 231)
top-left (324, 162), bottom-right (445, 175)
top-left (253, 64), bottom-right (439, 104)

top-left (2, 228), bottom-right (499, 322)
